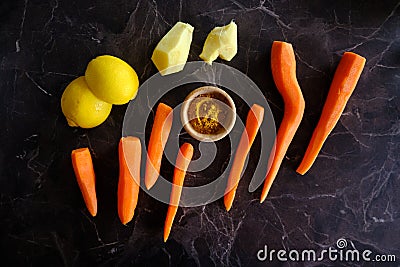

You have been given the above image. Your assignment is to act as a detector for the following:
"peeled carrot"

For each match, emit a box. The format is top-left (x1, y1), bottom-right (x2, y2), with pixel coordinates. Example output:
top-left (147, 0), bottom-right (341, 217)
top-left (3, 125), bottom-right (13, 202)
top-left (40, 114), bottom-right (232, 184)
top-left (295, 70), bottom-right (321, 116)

top-left (118, 136), bottom-right (141, 225)
top-left (163, 143), bottom-right (194, 242)
top-left (260, 41), bottom-right (305, 203)
top-left (224, 104), bottom-right (264, 211)
top-left (71, 148), bottom-right (97, 216)
top-left (145, 103), bottom-right (173, 189)
top-left (297, 52), bottom-right (366, 175)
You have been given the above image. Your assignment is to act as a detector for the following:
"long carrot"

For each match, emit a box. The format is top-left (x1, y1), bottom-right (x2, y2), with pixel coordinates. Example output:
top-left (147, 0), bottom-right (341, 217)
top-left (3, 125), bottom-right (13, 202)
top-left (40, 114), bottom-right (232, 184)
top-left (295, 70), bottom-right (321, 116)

top-left (71, 148), bottom-right (97, 216)
top-left (145, 103), bottom-right (173, 189)
top-left (297, 52), bottom-right (366, 175)
top-left (260, 41), bottom-right (305, 203)
top-left (224, 104), bottom-right (264, 211)
top-left (118, 136), bottom-right (141, 225)
top-left (164, 143), bottom-right (194, 242)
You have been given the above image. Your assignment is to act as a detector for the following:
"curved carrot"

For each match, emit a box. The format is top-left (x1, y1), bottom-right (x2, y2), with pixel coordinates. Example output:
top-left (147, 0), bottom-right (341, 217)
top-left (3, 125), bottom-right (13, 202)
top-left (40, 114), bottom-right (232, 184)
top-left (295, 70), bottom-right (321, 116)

top-left (297, 52), bottom-right (366, 175)
top-left (260, 41), bottom-right (305, 203)
top-left (224, 104), bottom-right (264, 211)
top-left (164, 143), bottom-right (194, 242)
top-left (145, 103), bottom-right (173, 189)
top-left (71, 148), bottom-right (97, 216)
top-left (118, 136), bottom-right (141, 225)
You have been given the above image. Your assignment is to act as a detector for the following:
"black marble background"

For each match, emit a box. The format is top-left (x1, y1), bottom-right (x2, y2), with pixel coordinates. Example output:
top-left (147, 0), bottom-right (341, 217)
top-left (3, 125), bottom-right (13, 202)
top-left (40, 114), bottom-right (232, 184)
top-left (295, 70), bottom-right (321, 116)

top-left (1, 0), bottom-right (399, 266)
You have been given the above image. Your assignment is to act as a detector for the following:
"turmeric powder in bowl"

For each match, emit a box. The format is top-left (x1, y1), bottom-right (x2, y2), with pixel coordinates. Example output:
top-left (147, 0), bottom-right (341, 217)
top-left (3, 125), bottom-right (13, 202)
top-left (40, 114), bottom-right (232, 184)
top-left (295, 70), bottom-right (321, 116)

top-left (181, 86), bottom-right (236, 142)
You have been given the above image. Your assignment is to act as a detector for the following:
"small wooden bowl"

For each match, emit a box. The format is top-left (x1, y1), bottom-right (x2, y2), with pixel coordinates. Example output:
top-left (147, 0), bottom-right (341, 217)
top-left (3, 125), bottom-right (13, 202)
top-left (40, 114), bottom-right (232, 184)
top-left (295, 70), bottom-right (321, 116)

top-left (180, 86), bottom-right (236, 142)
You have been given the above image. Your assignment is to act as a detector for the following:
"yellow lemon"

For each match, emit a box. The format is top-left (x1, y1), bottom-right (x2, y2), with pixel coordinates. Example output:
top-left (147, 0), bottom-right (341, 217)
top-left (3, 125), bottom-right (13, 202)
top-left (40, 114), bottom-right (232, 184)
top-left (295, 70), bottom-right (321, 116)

top-left (61, 76), bottom-right (112, 128)
top-left (85, 55), bottom-right (139, 105)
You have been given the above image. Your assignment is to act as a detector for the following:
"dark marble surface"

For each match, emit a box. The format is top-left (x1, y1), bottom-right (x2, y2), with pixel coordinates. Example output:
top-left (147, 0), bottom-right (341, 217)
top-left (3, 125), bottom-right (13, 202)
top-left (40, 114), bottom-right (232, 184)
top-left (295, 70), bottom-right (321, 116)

top-left (1, 0), bottom-right (400, 266)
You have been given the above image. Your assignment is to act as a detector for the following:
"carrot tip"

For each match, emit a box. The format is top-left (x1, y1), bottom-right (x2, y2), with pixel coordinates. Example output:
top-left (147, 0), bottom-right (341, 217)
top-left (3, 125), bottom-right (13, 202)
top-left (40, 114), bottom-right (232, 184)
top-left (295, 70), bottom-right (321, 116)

top-left (163, 230), bottom-right (170, 242)
top-left (296, 168), bottom-right (306, 175)
top-left (145, 180), bottom-right (155, 190)
top-left (120, 211), bottom-right (135, 225)
top-left (120, 219), bottom-right (128, 225)
top-left (224, 192), bottom-right (234, 211)
top-left (260, 193), bottom-right (267, 204)
top-left (225, 204), bottom-right (232, 212)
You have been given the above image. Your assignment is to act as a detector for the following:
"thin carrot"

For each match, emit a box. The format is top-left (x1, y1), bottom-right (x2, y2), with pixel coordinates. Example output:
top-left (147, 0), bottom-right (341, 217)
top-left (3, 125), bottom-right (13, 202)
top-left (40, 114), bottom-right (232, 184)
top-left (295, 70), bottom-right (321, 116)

top-left (297, 52), bottom-right (366, 175)
top-left (145, 103), bottom-right (173, 189)
top-left (260, 41), bottom-right (305, 203)
top-left (118, 136), bottom-right (141, 225)
top-left (224, 104), bottom-right (264, 211)
top-left (164, 143), bottom-right (194, 242)
top-left (71, 148), bottom-right (97, 216)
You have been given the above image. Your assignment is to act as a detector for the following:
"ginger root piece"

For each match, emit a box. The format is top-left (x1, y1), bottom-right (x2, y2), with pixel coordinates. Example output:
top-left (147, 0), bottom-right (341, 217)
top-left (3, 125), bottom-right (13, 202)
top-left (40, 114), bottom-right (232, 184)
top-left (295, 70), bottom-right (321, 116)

top-left (151, 22), bottom-right (194, 75)
top-left (200, 21), bottom-right (238, 65)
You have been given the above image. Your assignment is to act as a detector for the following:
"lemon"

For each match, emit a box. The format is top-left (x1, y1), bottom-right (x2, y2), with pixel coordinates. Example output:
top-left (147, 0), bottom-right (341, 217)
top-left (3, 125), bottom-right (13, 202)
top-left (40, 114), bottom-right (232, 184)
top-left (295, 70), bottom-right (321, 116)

top-left (61, 76), bottom-right (112, 128)
top-left (85, 55), bottom-right (139, 105)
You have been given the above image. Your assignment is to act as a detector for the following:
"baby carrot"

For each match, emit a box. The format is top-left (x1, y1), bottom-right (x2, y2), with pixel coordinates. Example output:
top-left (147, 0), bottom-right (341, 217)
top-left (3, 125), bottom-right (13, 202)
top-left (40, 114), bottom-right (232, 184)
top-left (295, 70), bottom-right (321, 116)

top-left (118, 136), bottom-right (141, 225)
top-left (71, 148), bottom-right (97, 216)
top-left (260, 41), bottom-right (305, 203)
top-left (145, 103), bottom-right (173, 189)
top-left (296, 52), bottom-right (366, 175)
top-left (164, 143), bottom-right (194, 242)
top-left (224, 104), bottom-right (264, 211)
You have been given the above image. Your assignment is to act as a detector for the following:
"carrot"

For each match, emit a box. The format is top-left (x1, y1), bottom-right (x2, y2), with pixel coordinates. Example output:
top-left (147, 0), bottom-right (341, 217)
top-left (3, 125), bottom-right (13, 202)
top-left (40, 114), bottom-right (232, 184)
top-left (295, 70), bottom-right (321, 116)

top-left (163, 143), bottom-right (194, 242)
top-left (145, 103), bottom-right (173, 189)
top-left (296, 52), bottom-right (366, 175)
top-left (71, 148), bottom-right (97, 216)
top-left (260, 41), bottom-right (305, 203)
top-left (118, 136), bottom-right (141, 225)
top-left (224, 104), bottom-right (264, 211)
